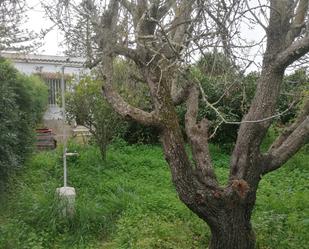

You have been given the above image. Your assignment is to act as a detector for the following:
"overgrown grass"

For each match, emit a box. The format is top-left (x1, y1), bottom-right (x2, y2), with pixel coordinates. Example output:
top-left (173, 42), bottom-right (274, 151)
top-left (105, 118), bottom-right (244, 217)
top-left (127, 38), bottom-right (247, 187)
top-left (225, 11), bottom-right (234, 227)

top-left (0, 139), bottom-right (308, 248)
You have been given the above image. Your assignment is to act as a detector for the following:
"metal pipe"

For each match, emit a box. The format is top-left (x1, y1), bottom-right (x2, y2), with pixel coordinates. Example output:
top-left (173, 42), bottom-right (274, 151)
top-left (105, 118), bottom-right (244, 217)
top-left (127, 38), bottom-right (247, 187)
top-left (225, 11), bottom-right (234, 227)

top-left (61, 65), bottom-right (67, 187)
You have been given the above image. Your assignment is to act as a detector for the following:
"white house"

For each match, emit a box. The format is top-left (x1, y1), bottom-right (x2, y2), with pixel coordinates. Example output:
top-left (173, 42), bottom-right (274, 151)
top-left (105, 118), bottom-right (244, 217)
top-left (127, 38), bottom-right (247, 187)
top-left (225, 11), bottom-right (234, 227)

top-left (1, 52), bottom-right (89, 120)
top-left (1, 53), bottom-right (86, 75)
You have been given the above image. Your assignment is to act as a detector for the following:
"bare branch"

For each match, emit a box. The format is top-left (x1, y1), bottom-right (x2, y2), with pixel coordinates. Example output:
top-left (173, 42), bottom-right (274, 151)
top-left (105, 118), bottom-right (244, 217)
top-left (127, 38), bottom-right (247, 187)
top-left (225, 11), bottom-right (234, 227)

top-left (114, 44), bottom-right (143, 65)
top-left (102, 83), bottom-right (161, 127)
top-left (158, 0), bottom-right (175, 19)
top-left (294, 0), bottom-right (309, 26)
top-left (119, 0), bottom-right (135, 14)
top-left (286, 0), bottom-right (309, 45)
top-left (208, 120), bottom-right (223, 140)
top-left (263, 115), bottom-right (309, 173)
top-left (171, 0), bottom-right (192, 45)
top-left (275, 35), bottom-right (309, 69)
top-left (185, 86), bottom-right (218, 188)
top-left (245, 0), bottom-right (267, 32)
top-left (194, 74), bottom-right (296, 125)
top-left (99, 0), bottom-right (161, 128)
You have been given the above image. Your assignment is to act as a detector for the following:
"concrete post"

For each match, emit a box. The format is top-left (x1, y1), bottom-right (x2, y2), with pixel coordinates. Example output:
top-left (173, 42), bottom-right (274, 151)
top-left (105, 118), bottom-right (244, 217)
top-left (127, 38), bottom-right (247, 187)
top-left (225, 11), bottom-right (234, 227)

top-left (56, 186), bottom-right (76, 218)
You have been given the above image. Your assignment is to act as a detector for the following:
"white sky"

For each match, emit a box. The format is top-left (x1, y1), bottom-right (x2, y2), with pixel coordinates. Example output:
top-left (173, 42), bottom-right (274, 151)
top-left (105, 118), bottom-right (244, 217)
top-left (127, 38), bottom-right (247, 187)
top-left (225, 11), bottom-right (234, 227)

top-left (24, 0), bottom-right (65, 55)
top-left (24, 0), bottom-right (265, 71)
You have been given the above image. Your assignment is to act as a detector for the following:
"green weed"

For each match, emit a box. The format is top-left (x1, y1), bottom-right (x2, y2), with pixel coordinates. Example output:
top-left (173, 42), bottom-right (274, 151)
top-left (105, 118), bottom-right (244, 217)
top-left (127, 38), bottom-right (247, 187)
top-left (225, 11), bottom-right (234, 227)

top-left (0, 141), bottom-right (308, 248)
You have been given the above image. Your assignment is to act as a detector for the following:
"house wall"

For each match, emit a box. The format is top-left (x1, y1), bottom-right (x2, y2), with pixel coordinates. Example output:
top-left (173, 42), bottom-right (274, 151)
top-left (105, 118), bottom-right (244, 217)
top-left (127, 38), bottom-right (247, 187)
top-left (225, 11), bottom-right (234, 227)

top-left (13, 61), bottom-right (87, 76)
top-left (1, 53), bottom-right (89, 122)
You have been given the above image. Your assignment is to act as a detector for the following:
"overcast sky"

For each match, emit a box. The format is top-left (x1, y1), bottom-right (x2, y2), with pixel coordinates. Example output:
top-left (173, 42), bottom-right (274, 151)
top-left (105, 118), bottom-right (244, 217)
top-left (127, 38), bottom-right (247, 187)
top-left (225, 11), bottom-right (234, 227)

top-left (24, 0), bottom-right (265, 71)
top-left (24, 0), bottom-right (65, 55)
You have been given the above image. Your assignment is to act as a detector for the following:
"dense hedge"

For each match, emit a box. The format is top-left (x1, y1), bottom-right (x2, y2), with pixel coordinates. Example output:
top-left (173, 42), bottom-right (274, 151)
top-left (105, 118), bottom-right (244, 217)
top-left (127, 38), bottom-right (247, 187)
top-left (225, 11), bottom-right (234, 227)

top-left (0, 58), bottom-right (48, 184)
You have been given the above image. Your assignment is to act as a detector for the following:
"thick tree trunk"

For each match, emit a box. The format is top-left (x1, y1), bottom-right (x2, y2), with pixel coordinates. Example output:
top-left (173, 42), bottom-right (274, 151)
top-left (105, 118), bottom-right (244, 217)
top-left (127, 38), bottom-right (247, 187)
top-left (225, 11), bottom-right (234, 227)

top-left (209, 220), bottom-right (255, 249)
top-left (160, 125), bottom-right (257, 249)
top-left (208, 225), bottom-right (255, 249)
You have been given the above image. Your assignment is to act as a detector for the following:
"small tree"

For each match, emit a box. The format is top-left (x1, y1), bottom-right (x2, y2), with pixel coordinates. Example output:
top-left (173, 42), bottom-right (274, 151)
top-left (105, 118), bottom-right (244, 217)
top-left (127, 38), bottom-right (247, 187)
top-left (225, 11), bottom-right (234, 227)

top-left (66, 76), bottom-right (127, 160)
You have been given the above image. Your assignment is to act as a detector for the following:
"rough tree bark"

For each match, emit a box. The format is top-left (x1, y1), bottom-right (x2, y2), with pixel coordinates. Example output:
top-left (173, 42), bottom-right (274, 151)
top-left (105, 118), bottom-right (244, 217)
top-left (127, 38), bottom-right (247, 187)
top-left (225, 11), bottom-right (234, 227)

top-left (64, 0), bottom-right (309, 248)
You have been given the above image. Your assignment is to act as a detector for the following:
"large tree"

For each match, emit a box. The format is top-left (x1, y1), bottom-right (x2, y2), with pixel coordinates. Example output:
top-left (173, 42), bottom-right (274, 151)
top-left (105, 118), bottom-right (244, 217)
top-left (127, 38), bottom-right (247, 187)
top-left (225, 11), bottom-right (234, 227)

top-left (50, 0), bottom-right (309, 248)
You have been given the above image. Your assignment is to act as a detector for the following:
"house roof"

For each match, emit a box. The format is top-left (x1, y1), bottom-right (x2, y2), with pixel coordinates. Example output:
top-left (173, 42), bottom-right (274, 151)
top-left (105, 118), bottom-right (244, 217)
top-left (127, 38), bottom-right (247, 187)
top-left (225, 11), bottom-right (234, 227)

top-left (0, 52), bottom-right (86, 67)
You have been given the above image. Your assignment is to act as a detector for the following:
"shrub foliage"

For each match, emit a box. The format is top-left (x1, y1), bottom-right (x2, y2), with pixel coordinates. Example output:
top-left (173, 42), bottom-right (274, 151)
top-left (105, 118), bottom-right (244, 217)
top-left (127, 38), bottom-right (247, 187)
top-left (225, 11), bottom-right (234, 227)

top-left (66, 75), bottom-right (127, 160)
top-left (0, 58), bottom-right (48, 183)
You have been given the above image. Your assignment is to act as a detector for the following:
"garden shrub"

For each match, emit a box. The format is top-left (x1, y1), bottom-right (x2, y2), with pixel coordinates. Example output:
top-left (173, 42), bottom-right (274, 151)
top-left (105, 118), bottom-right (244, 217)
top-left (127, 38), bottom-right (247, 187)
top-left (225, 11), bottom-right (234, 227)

top-left (112, 60), bottom-right (160, 144)
top-left (66, 75), bottom-right (127, 160)
top-left (182, 53), bottom-right (308, 146)
top-left (66, 60), bottom-right (161, 153)
top-left (0, 58), bottom-right (48, 184)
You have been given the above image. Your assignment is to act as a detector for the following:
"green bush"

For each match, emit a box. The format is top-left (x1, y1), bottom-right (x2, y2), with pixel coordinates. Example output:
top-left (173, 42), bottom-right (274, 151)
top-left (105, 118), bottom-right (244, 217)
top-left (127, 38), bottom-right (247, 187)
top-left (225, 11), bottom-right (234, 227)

top-left (179, 54), bottom-right (256, 145)
top-left (279, 69), bottom-right (309, 124)
top-left (0, 58), bottom-right (48, 184)
top-left (112, 60), bottom-right (160, 144)
top-left (66, 75), bottom-right (127, 160)
top-left (66, 61), bottom-right (160, 154)
top-left (183, 53), bottom-right (308, 146)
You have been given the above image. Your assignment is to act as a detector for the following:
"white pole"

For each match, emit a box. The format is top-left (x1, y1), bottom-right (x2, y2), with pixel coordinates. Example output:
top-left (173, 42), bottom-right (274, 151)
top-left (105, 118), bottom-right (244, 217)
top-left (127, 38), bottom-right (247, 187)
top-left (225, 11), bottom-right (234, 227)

top-left (57, 62), bottom-right (76, 218)
top-left (61, 65), bottom-right (67, 187)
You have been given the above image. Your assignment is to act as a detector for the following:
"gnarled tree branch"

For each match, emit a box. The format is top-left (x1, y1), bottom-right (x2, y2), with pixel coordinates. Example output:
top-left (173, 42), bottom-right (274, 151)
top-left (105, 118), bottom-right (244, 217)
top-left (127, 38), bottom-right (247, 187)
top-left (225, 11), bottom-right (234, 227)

top-left (100, 0), bottom-right (160, 128)
top-left (275, 35), bottom-right (309, 69)
top-left (263, 115), bottom-right (309, 173)
top-left (102, 83), bottom-right (161, 126)
top-left (185, 85), bottom-right (218, 188)
top-left (285, 0), bottom-right (309, 45)
top-left (262, 99), bottom-right (309, 173)
top-left (114, 44), bottom-right (143, 65)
